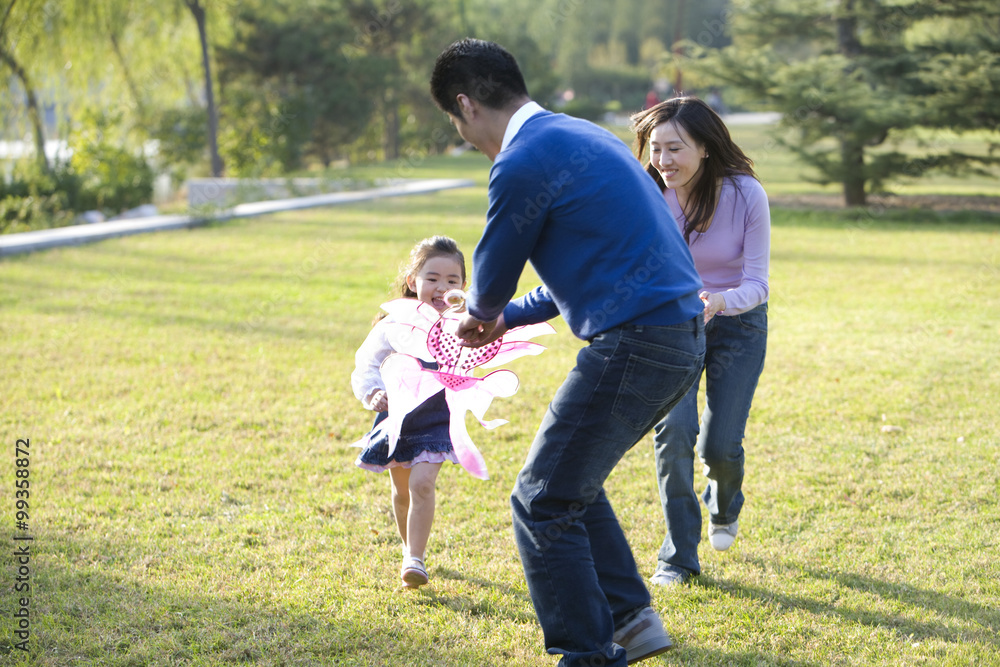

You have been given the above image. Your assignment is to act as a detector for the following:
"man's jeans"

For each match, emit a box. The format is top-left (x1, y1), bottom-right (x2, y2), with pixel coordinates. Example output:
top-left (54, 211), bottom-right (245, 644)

top-left (511, 318), bottom-right (705, 667)
top-left (654, 303), bottom-right (768, 575)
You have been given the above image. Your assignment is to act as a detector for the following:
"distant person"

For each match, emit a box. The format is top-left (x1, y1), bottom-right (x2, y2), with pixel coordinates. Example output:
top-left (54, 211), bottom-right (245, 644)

top-left (431, 38), bottom-right (706, 666)
top-left (351, 236), bottom-right (467, 589)
top-left (644, 89), bottom-right (660, 110)
top-left (630, 96), bottom-right (770, 586)
top-left (707, 88), bottom-right (727, 116)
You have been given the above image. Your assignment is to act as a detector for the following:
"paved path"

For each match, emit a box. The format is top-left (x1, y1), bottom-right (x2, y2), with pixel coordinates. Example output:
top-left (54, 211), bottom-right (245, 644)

top-left (607, 110), bottom-right (780, 127)
top-left (721, 111), bottom-right (781, 125)
top-left (0, 178), bottom-right (475, 257)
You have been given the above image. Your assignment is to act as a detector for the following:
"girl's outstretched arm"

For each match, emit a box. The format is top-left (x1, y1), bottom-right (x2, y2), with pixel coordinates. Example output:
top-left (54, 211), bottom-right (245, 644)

top-left (352, 319), bottom-right (393, 409)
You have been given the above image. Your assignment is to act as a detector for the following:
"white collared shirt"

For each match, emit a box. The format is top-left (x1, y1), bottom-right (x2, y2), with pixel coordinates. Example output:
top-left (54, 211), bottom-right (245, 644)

top-left (500, 101), bottom-right (546, 153)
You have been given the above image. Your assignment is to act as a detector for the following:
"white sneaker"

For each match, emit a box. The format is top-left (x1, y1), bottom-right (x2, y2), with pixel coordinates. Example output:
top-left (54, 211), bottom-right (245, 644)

top-left (612, 606), bottom-right (672, 663)
top-left (649, 567), bottom-right (691, 586)
top-left (708, 520), bottom-right (738, 551)
top-left (401, 556), bottom-right (428, 588)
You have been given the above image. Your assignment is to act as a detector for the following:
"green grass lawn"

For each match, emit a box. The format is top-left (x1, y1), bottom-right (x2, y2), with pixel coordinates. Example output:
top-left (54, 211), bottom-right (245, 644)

top-left (1, 151), bottom-right (999, 666)
top-left (727, 124), bottom-right (1000, 198)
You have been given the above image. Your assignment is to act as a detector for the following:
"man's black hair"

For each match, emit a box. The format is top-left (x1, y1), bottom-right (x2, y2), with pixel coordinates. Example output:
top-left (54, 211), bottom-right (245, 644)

top-left (430, 38), bottom-right (529, 118)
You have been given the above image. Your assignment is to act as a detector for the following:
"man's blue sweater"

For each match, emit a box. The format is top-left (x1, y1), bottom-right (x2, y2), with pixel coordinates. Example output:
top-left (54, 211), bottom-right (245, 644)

top-left (467, 110), bottom-right (703, 341)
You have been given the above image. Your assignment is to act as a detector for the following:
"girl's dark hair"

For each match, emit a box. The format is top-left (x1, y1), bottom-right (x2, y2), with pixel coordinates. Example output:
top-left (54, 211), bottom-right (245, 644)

top-left (630, 96), bottom-right (756, 243)
top-left (373, 236), bottom-right (466, 324)
top-left (430, 38), bottom-right (529, 118)
top-left (396, 235), bottom-right (466, 298)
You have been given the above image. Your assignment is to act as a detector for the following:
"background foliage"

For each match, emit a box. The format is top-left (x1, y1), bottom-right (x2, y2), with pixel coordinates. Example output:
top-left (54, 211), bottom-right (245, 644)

top-left (679, 0), bottom-right (1000, 206)
top-left (1, 0), bottom-right (998, 224)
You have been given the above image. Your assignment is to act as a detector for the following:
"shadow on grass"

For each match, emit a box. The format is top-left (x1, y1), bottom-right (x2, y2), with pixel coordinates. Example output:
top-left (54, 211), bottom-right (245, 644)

top-left (704, 558), bottom-right (999, 649)
top-left (29, 299), bottom-right (336, 344)
top-left (0, 531), bottom-right (510, 666)
top-left (417, 567), bottom-right (536, 623)
top-left (666, 646), bottom-right (822, 667)
top-left (424, 569), bottom-right (820, 665)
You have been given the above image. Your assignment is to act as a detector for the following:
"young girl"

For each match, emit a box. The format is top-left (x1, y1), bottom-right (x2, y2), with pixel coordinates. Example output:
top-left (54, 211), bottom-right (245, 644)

top-left (351, 236), bottom-right (467, 589)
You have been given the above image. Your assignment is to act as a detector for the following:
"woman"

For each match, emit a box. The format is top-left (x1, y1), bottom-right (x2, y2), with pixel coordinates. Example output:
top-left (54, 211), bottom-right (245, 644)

top-left (631, 96), bottom-right (770, 585)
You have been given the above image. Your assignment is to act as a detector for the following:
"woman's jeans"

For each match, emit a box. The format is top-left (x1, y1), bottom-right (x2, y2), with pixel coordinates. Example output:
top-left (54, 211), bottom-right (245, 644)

top-left (511, 319), bottom-right (705, 667)
top-left (653, 303), bottom-right (768, 576)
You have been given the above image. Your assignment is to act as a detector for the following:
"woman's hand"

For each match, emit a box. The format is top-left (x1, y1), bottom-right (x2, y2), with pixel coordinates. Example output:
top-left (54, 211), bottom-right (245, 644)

top-left (700, 291), bottom-right (726, 324)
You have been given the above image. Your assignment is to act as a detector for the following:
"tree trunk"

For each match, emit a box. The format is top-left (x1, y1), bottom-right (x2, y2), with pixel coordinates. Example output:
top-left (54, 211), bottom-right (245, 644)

top-left (624, 33), bottom-right (639, 66)
top-left (0, 45), bottom-right (49, 172)
top-left (456, 0), bottom-right (470, 34)
top-left (837, 0), bottom-right (865, 206)
top-left (836, 0), bottom-right (862, 58)
top-left (186, 0), bottom-right (224, 177)
top-left (840, 138), bottom-right (866, 207)
top-left (383, 92), bottom-right (399, 161)
top-left (672, 0), bottom-right (686, 91)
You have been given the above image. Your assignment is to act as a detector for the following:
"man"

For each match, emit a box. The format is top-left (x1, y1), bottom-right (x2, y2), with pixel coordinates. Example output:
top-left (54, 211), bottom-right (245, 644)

top-left (431, 38), bottom-right (706, 667)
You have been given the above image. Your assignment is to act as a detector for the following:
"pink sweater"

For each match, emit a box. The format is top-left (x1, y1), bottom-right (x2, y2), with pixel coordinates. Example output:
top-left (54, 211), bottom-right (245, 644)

top-left (664, 174), bottom-right (770, 316)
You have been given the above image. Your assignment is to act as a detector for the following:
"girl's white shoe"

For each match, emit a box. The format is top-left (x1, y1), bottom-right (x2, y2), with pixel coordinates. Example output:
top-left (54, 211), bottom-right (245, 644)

top-left (401, 556), bottom-right (428, 588)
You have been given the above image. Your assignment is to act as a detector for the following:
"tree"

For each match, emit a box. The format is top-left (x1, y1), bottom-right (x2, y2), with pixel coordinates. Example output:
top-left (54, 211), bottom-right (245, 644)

top-left (463, 0), bottom-right (560, 106)
top-left (492, 0), bottom-right (735, 113)
top-left (681, 0), bottom-right (1000, 206)
top-left (1, 0), bottom-right (182, 231)
top-left (0, 0), bottom-right (55, 172)
top-left (342, 0), bottom-right (454, 161)
top-left (2, 0), bottom-right (167, 171)
top-left (50, 0), bottom-right (195, 141)
top-left (216, 0), bottom-right (376, 172)
top-left (183, 0), bottom-right (224, 177)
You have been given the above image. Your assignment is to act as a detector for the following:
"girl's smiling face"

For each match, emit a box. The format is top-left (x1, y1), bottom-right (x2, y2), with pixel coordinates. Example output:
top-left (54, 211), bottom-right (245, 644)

top-left (649, 120), bottom-right (708, 196)
top-left (406, 255), bottom-right (465, 312)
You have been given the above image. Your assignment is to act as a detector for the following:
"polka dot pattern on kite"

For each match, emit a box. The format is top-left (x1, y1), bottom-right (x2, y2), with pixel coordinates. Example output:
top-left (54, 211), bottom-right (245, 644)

top-left (427, 319), bottom-right (502, 372)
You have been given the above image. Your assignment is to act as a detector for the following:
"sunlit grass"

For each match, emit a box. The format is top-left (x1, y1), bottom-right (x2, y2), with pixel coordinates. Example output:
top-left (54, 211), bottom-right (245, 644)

top-left (1, 153), bottom-right (998, 665)
top-left (727, 123), bottom-right (1000, 198)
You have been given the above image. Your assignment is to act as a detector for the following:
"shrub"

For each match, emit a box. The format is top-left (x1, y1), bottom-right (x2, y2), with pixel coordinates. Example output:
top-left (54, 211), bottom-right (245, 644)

top-left (68, 107), bottom-right (155, 216)
top-left (148, 106), bottom-right (208, 182)
top-left (569, 65), bottom-right (652, 112)
top-left (70, 142), bottom-right (154, 215)
top-left (0, 160), bottom-right (78, 234)
top-left (1, 131), bottom-right (155, 234)
top-left (560, 99), bottom-right (609, 122)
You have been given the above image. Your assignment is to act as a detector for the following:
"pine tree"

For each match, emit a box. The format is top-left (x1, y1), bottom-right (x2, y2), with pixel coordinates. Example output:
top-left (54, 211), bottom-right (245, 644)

top-left (685, 0), bottom-right (1000, 206)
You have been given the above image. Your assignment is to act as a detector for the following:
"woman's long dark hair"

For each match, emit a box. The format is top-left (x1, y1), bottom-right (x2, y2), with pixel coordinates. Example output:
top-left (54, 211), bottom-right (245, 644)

top-left (631, 97), bottom-right (756, 243)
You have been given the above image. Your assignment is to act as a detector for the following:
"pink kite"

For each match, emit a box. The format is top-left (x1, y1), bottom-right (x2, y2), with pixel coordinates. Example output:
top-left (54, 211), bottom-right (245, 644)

top-left (353, 291), bottom-right (554, 480)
